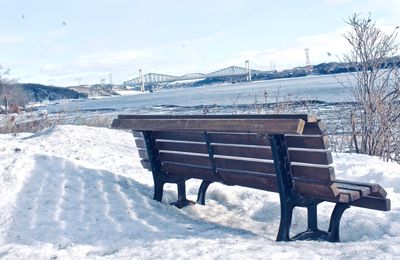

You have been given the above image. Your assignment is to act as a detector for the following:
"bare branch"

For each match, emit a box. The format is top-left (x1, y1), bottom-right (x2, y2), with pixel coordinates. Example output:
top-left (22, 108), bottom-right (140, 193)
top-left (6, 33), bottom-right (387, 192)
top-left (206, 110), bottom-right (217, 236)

top-left (341, 13), bottom-right (400, 162)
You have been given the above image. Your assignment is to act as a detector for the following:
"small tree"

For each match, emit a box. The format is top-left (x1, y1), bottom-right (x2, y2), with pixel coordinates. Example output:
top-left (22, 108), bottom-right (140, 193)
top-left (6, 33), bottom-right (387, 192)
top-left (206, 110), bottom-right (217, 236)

top-left (0, 66), bottom-right (27, 114)
top-left (0, 66), bottom-right (11, 113)
top-left (343, 13), bottom-right (400, 162)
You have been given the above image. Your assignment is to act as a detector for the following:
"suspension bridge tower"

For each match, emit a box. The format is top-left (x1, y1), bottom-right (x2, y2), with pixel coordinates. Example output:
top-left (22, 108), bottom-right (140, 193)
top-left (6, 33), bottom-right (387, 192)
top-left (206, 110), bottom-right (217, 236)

top-left (245, 60), bottom-right (252, 81)
top-left (305, 48), bottom-right (312, 74)
top-left (139, 69), bottom-right (145, 92)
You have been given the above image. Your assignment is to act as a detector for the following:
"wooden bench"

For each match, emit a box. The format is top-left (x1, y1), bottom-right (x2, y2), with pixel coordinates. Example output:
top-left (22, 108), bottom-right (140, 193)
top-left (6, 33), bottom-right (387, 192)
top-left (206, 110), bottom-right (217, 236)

top-left (111, 114), bottom-right (391, 242)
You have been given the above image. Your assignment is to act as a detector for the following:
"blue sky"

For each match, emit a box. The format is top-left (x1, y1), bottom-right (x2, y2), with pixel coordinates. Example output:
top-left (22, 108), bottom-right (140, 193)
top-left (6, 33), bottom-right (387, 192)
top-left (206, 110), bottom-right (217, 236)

top-left (1, 0), bottom-right (399, 86)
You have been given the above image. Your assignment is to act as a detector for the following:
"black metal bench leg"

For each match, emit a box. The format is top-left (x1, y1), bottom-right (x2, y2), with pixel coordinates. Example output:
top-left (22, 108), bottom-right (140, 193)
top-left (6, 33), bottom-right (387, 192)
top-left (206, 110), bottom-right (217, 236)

top-left (327, 203), bottom-right (350, 242)
top-left (307, 203), bottom-right (319, 231)
top-left (292, 202), bottom-right (332, 241)
top-left (153, 178), bottom-right (164, 202)
top-left (177, 180), bottom-right (187, 201)
top-left (197, 180), bottom-right (212, 205)
top-left (269, 134), bottom-right (295, 242)
top-left (143, 130), bottom-right (166, 204)
top-left (277, 203), bottom-right (294, 242)
top-left (171, 180), bottom-right (195, 209)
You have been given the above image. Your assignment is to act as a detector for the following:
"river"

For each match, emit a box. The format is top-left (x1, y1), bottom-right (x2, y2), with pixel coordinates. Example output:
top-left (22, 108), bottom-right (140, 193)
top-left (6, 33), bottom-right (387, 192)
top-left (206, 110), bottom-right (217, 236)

top-left (40, 73), bottom-right (356, 118)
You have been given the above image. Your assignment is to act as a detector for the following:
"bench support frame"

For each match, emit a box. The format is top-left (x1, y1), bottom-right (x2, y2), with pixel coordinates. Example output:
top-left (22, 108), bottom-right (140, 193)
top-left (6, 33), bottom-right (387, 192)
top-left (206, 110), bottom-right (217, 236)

top-left (142, 131), bottom-right (195, 208)
top-left (268, 134), bottom-right (349, 242)
top-left (142, 131), bottom-right (165, 201)
top-left (141, 130), bottom-right (350, 242)
top-left (197, 180), bottom-right (212, 205)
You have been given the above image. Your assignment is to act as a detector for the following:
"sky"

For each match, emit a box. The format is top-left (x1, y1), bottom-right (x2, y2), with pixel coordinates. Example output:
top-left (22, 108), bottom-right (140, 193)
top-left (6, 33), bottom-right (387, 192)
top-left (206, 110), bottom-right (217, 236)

top-left (0, 0), bottom-right (400, 87)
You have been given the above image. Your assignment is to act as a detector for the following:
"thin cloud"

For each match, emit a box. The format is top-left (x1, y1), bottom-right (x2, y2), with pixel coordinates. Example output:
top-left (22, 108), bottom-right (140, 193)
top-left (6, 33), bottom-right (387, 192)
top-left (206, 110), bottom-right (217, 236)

top-left (323, 0), bottom-right (354, 6)
top-left (75, 49), bottom-right (152, 69)
top-left (215, 28), bottom-right (350, 72)
top-left (0, 34), bottom-right (25, 45)
top-left (47, 28), bottom-right (68, 38)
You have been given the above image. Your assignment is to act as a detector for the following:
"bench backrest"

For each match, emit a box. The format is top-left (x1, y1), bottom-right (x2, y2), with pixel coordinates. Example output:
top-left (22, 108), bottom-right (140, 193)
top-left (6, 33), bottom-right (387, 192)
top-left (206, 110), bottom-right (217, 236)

top-left (112, 114), bottom-right (339, 199)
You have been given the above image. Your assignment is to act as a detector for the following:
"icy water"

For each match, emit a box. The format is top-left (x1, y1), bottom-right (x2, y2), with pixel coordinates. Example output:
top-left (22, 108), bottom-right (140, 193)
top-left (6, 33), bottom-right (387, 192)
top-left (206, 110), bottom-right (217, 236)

top-left (40, 73), bottom-right (356, 116)
top-left (31, 73), bottom-right (360, 144)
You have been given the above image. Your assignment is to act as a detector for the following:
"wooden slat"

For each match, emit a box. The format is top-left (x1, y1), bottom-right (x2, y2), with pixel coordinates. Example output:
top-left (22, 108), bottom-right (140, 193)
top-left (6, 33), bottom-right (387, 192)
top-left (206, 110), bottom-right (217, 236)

top-left (156, 140), bottom-right (208, 154)
top-left (132, 131), bottom-right (143, 138)
top-left (111, 118), bottom-right (305, 134)
top-left (302, 121), bottom-right (326, 135)
top-left (154, 131), bottom-right (324, 147)
top-left (117, 114), bottom-right (309, 120)
top-left (215, 157), bottom-right (275, 173)
top-left (335, 182), bottom-right (371, 197)
top-left (140, 159), bottom-right (150, 169)
top-left (212, 144), bottom-right (272, 159)
top-left (213, 144), bottom-right (332, 165)
top-left (162, 162), bottom-right (215, 181)
top-left (294, 182), bottom-right (339, 198)
top-left (338, 188), bottom-right (361, 201)
top-left (208, 132), bottom-right (269, 146)
top-left (135, 138), bottom-right (145, 149)
top-left (299, 186), bottom-right (363, 203)
top-left (286, 135), bottom-right (329, 149)
top-left (158, 155), bottom-right (334, 182)
top-left (217, 169), bottom-right (278, 191)
top-left (154, 131), bottom-right (204, 142)
top-left (159, 152), bottom-right (211, 167)
top-left (312, 193), bottom-right (350, 203)
top-left (351, 196), bottom-right (391, 211)
top-left (141, 144), bottom-right (335, 179)
top-left (154, 136), bottom-right (332, 164)
top-left (370, 187), bottom-right (388, 198)
top-left (289, 149), bottom-right (333, 165)
top-left (139, 145), bottom-right (334, 174)
top-left (335, 179), bottom-right (387, 198)
top-left (291, 165), bottom-right (335, 181)
top-left (137, 148), bottom-right (148, 159)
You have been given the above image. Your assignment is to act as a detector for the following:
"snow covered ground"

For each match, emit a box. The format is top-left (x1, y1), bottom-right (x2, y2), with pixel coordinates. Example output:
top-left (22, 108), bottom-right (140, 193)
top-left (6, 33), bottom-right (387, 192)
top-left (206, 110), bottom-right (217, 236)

top-left (0, 125), bottom-right (399, 259)
top-left (113, 90), bottom-right (146, 96)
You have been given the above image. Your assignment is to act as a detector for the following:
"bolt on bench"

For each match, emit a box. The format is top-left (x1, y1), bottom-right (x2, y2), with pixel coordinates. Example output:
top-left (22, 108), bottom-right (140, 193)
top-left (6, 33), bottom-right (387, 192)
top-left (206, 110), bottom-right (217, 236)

top-left (111, 114), bottom-right (390, 242)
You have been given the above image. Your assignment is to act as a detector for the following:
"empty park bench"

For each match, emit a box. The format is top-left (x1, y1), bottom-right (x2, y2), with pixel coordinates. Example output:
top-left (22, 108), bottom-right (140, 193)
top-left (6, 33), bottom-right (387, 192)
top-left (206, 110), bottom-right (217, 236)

top-left (111, 114), bottom-right (391, 242)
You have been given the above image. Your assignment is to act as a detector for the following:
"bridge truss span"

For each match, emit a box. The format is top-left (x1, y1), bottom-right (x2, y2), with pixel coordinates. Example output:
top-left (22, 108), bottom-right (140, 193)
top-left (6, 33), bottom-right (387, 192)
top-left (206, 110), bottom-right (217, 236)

top-left (124, 64), bottom-right (266, 88)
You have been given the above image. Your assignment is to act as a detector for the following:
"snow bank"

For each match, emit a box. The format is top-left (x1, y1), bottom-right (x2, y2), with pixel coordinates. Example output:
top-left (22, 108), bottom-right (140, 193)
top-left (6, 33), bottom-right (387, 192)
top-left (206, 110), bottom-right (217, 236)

top-left (0, 125), bottom-right (399, 259)
top-left (114, 90), bottom-right (145, 96)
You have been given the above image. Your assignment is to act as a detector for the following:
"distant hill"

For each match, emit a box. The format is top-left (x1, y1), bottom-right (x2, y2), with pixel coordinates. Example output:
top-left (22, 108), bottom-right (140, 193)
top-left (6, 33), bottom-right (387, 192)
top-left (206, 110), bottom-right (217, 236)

top-left (69, 84), bottom-right (116, 97)
top-left (20, 83), bottom-right (88, 102)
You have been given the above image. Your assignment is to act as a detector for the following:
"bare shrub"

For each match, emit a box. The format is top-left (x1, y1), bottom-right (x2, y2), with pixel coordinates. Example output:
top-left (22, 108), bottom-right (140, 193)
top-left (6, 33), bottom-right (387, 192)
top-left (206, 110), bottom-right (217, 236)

top-left (0, 114), bottom-right (53, 134)
top-left (0, 97), bottom-right (114, 134)
top-left (0, 66), bottom-right (28, 113)
top-left (252, 88), bottom-right (317, 115)
top-left (342, 13), bottom-right (400, 162)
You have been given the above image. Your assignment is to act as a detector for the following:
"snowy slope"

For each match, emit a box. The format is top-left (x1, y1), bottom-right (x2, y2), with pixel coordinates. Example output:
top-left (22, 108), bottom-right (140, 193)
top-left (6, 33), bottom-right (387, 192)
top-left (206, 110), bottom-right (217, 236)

top-left (0, 125), bottom-right (399, 259)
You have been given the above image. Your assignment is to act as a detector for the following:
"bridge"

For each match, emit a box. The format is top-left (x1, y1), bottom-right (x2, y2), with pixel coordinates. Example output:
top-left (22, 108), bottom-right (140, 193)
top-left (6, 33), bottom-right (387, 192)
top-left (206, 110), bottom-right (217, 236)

top-left (124, 63), bottom-right (266, 91)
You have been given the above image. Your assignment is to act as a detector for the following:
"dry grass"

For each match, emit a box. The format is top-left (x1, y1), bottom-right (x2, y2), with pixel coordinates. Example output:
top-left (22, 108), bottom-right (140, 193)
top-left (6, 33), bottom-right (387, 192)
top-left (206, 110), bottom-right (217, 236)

top-left (0, 110), bottom-right (114, 134)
